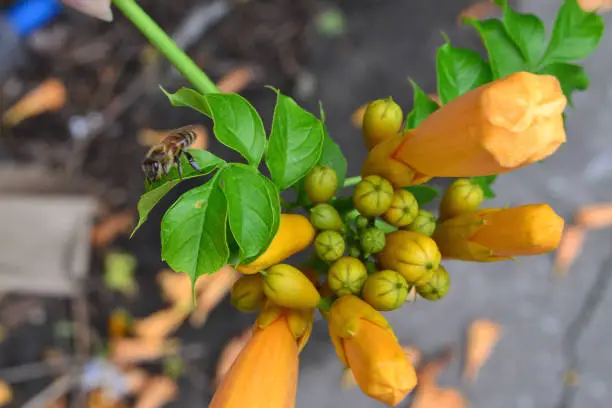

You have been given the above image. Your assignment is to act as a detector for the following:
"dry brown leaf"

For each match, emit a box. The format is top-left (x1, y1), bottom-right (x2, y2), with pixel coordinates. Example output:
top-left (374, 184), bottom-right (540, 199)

top-left (109, 337), bottom-right (179, 366)
top-left (156, 269), bottom-right (213, 306)
top-left (2, 78), bottom-right (67, 127)
top-left (411, 349), bottom-right (468, 408)
top-left (134, 376), bottom-right (178, 408)
top-left (351, 103), bottom-right (368, 128)
top-left (214, 328), bottom-right (253, 387)
top-left (216, 66), bottom-right (256, 94)
top-left (190, 266), bottom-right (240, 327)
top-left (0, 380), bottom-right (12, 407)
top-left (133, 305), bottom-right (190, 339)
top-left (463, 319), bottom-right (502, 382)
top-left (575, 203), bottom-right (612, 229)
top-left (457, 0), bottom-right (499, 24)
top-left (91, 211), bottom-right (134, 248)
top-left (124, 368), bottom-right (149, 395)
top-left (554, 225), bottom-right (586, 276)
top-left (137, 125), bottom-right (208, 150)
top-left (578, 0), bottom-right (612, 12)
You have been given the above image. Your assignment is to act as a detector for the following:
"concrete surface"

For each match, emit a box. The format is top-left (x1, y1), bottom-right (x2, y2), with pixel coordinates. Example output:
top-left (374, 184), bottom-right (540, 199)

top-left (296, 1), bottom-right (612, 408)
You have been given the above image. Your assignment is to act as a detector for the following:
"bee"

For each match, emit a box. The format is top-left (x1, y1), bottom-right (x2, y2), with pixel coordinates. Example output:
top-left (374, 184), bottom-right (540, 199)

top-left (141, 125), bottom-right (202, 183)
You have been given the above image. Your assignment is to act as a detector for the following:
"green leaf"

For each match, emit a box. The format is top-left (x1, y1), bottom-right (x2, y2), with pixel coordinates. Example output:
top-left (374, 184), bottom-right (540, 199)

top-left (131, 150), bottom-right (225, 237)
top-left (435, 43), bottom-right (492, 105)
top-left (266, 91), bottom-right (325, 190)
top-left (470, 175), bottom-right (497, 199)
top-left (220, 164), bottom-right (281, 264)
top-left (161, 175), bottom-right (229, 283)
top-left (161, 87), bottom-right (209, 115)
top-left (496, 0), bottom-right (546, 68)
top-left (539, 62), bottom-right (589, 104)
top-left (205, 93), bottom-right (267, 167)
top-left (466, 18), bottom-right (527, 79)
top-left (540, 0), bottom-right (604, 66)
top-left (406, 80), bottom-right (439, 128)
top-left (319, 127), bottom-right (347, 192)
top-left (403, 185), bottom-right (440, 207)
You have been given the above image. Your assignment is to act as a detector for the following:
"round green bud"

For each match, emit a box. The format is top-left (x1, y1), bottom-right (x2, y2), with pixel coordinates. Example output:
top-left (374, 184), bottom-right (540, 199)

top-left (406, 210), bottom-right (437, 237)
top-left (416, 265), bottom-right (450, 300)
top-left (304, 165), bottom-right (338, 204)
top-left (353, 175), bottom-right (394, 217)
top-left (314, 230), bottom-right (346, 262)
top-left (230, 274), bottom-right (266, 312)
top-left (348, 246), bottom-right (361, 258)
top-left (383, 190), bottom-right (419, 227)
top-left (361, 270), bottom-right (409, 311)
top-left (355, 215), bottom-right (370, 229)
top-left (310, 204), bottom-right (343, 231)
top-left (328, 256), bottom-right (368, 296)
top-left (362, 98), bottom-right (404, 151)
top-left (439, 178), bottom-right (484, 221)
top-left (360, 227), bottom-right (386, 254)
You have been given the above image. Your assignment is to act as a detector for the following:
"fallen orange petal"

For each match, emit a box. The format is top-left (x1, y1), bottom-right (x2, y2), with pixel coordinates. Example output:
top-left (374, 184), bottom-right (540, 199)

top-left (109, 338), bottom-right (178, 366)
top-left (124, 368), bottom-right (149, 395)
top-left (411, 349), bottom-right (468, 408)
top-left (457, 0), bottom-right (499, 24)
top-left (216, 66), bottom-right (256, 94)
top-left (554, 225), bottom-right (586, 276)
top-left (575, 203), bottom-right (612, 229)
top-left (577, 0), bottom-right (612, 12)
top-left (190, 266), bottom-right (240, 327)
top-left (133, 305), bottom-right (190, 339)
top-left (2, 78), bottom-right (67, 127)
top-left (463, 319), bottom-right (502, 382)
top-left (0, 380), bottom-right (12, 407)
top-left (133, 376), bottom-right (178, 408)
top-left (91, 211), bottom-right (134, 249)
top-left (156, 269), bottom-right (212, 307)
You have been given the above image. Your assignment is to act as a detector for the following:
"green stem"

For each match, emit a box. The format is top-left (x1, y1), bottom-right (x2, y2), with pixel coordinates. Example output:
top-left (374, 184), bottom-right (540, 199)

top-left (343, 176), bottom-right (362, 187)
top-left (112, 0), bottom-right (219, 94)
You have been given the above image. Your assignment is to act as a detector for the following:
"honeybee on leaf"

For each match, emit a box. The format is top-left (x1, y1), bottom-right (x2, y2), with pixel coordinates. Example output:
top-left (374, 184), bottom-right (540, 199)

top-left (141, 125), bottom-right (202, 183)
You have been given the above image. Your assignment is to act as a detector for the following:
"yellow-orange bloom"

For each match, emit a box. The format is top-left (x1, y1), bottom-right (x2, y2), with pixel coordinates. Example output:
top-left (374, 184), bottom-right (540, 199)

top-left (210, 302), bottom-right (313, 408)
top-left (328, 295), bottom-right (417, 406)
top-left (392, 72), bottom-right (567, 177)
top-left (433, 204), bottom-right (564, 261)
top-left (362, 134), bottom-right (432, 188)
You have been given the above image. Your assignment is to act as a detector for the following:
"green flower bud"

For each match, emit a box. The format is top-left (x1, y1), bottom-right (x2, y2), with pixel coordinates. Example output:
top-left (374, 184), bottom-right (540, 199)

top-left (439, 178), bottom-right (484, 221)
top-left (353, 175), bottom-right (394, 217)
top-left (361, 270), bottom-right (409, 311)
top-left (310, 204), bottom-right (343, 231)
top-left (348, 246), bottom-right (361, 258)
top-left (304, 165), bottom-right (338, 204)
top-left (355, 215), bottom-right (370, 229)
top-left (328, 256), bottom-right (368, 296)
top-left (315, 230), bottom-right (346, 262)
top-left (362, 98), bottom-right (404, 150)
top-left (383, 190), bottom-right (419, 227)
top-left (230, 274), bottom-right (266, 312)
top-left (406, 210), bottom-right (437, 237)
top-left (416, 265), bottom-right (450, 300)
top-left (360, 227), bottom-right (386, 254)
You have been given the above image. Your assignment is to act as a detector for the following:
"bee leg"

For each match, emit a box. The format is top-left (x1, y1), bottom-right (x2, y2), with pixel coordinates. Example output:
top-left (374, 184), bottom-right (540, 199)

top-left (161, 163), bottom-right (170, 181)
top-left (184, 151), bottom-right (201, 173)
top-left (175, 156), bottom-right (184, 180)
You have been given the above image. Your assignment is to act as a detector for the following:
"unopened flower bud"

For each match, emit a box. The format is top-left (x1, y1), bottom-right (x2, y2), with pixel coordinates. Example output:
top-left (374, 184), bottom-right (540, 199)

top-left (328, 257), bottom-right (368, 296)
top-left (361, 270), bottom-right (409, 311)
top-left (384, 190), bottom-right (419, 227)
top-left (407, 210), bottom-right (437, 237)
top-left (310, 204), bottom-right (343, 231)
top-left (304, 165), bottom-right (338, 204)
top-left (315, 231), bottom-right (346, 262)
top-left (355, 215), bottom-right (370, 229)
top-left (231, 275), bottom-right (266, 312)
top-left (360, 227), bottom-right (386, 255)
top-left (353, 176), bottom-right (394, 217)
top-left (262, 264), bottom-right (321, 309)
top-left (415, 265), bottom-right (450, 300)
top-left (348, 246), bottom-right (361, 258)
top-left (362, 98), bottom-right (404, 150)
top-left (439, 178), bottom-right (484, 221)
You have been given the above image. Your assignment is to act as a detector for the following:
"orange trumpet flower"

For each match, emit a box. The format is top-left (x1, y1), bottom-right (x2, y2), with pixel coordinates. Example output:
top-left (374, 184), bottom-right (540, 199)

top-left (2, 78), bottom-right (67, 128)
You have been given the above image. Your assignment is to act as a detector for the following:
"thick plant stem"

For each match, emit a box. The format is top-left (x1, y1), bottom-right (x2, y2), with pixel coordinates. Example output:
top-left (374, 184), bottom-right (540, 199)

top-left (343, 176), bottom-right (362, 187)
top-left (112, 0), bottom-right (219, 94)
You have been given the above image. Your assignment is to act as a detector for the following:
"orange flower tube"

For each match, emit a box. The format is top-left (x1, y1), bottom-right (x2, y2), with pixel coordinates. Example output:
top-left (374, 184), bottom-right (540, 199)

top-left (392, 72), bottom-right (567, 177)
top-left (433, 204), bottom-right (564, 261)
top-left (210, 303), bottom-right (313, 408)
top-left (328, 296), bottom-right (417, 406)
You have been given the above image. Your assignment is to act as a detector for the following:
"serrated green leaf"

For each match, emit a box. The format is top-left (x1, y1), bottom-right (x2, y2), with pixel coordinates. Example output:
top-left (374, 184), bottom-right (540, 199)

top-left (220, 164), bottom-right (280, 264)
top-left (406, 80), bottom-right (439, 128)
top-left (205, 93), bottom-right (267, 167)
top-left (403, 185), bottom-right (440, 207)
top-left (539, 62), bottom-right (589, 104)
top-left (470, 175), bottom-right (497, 199)
top-left (131, 150), bottom-right (225, 237)
top-left (161, 87), bottom-right (209, 115)
top-left (496, 0), bottom-right (546, 68)
top-left (466, 18), bottom-right (527, 79)
top-left (540, 0), bottom-right (604, 66)
top-left (161, 175), bottom-right (229, 283)
top-left (435, 43), bottom-right (492, 105)
top-left (266, 92), bottom-right (325, 190)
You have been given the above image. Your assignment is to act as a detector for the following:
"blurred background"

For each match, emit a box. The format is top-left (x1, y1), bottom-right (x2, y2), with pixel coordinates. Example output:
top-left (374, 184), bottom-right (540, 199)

top-left (1, 0), bottom-right (612, 407)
